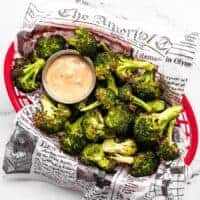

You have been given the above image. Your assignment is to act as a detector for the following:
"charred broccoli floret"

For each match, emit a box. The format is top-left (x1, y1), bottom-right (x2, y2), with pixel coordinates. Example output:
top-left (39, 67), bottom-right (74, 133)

top-left (133, 106), bottom-right (182, 144)
top-left (67, 28), bottom-right (97, 57)
top-left (102, 138), bottom-right (137, 156)
top-left (33, 94), bottom-right (71, 134)
top-left (13, 57), bottom-right (30, 68)
top-left (95, 53), bottom-right (118, 95)
top-left (96, 87), bottom-right (118, 108)
top-left (114, 54), bottom-right (155, 81)
top-left (147, 99), bottom-right (166, 112)
top-left (119, 84), bottom-right (152, 112)
top-left (132, 71), bottom-right (160, 100)
top-left (105, 104), bottom-right (133, 135)
top-left (61, 117), bottom-right (88, 155)
top-left (95, 52), bottom-right (116, 79)
top-left (82, 109), bottom-right (106, 142)
top-left (12, 57), bottom-right (30, 79)
top-left (13, 58), bottom-right (45, 93)
top-left (81, 143), bottom-right (115, 171)
top-left (35, 35), bottom-right (66, 59)
top-left (79, 88), bottom-right (118, 112)
top-left (157, 119), bottom-right (180, 161)
top-left (130, 151), bottom-right (159, 177)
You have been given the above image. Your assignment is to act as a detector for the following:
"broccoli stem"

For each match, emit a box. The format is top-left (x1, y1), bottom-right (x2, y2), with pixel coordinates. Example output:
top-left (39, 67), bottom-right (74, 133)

top-left (136, 71), bottom-right (154, 82)
top-left (71, 116), bottom-right (84, 129)
top-left (107, 75), bottom-right (118, 96)
top-left (79, 101), bottom-right (102, 112)
top-left (118, 60), bottom-right (155, 72)
top-left (97, 41), bottom-right (111, 52)
top-left (166, 119), bottom-right (176, 143)
top-left (21, 58), bottom-right (45, 88)
top-left (145, 71), bottom-right (154, 81)
top-left (130, 96), bottom-right (152, 112)
top-left (22, 64), bottom-right (40, 82)
top-left (109, 154), bottom-right (134, 164)
top-left (159, 106), bottom-right (182, 126)
top-left (67, 37), bottom-right (77, 46)
top-left (40, 94), bottom-right (55, 116)
top-left (146, 100), bottom-right (166, 112)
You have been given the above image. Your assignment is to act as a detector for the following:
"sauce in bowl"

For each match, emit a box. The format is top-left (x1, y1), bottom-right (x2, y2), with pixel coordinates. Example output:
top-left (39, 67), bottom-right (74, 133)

top-left (42, 50), bottom-right (96, 104)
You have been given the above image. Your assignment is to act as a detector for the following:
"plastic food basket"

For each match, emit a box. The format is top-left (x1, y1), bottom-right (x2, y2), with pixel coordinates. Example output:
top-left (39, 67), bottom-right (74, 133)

top-left (4, 42), bottom-right (198, 166)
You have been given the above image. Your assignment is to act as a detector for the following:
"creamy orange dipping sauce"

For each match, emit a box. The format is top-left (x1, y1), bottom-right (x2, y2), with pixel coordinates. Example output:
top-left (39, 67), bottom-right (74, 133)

top-left (45, 55), bottom-right (95, 103)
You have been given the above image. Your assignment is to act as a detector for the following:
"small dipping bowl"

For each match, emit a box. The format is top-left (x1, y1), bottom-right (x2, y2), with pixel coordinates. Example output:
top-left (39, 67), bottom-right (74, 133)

top-left (42, 49), bottom-right (96, 104)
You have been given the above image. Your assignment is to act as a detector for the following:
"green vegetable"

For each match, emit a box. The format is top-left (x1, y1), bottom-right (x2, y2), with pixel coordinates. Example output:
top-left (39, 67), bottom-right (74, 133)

top-left (61, 117), bottom-right (88, 155)
top-left (81, 143), bottom-right (115, 171)
top-left (97, 41), bottom-right (111, 52)
top-left (119, 84), bottom-right (152, 112)
top-left (96, 87), bottom-right (118, 109)
top-left (33, 94), bottom-right (71, 134)
top-left (95, 52), bottom-right (116, 79)
top-left (35, 35), bottom-right (66, 59)
top-left (13, 57), bottom-right (30, 68)
top-left (95, 52), bottom-right (119, 95)
top-left (157, 119), bottom-right (180, 161)
top-left (104, 104), bottom-right (133, 135)
top-left (67, 28), bottom-right (97, 57)
top-left (109, 154), bottom-right (134, 164)
top-left (102, 138), bottom-right (137, 156)
top-left (13, 58), bottom-right (45, 93)
top-left (130, 151), bottom-right (158, 177)
top-left (82, 109), bottom-right (106, 142)
top-left (132, 71), bottom-right (160, 100)
top-left (115, 54), bottom-right (155, 81)
top-left (147, 99), bottom-right (166, 112)
top-left (79, 88), bottom-right (118, 112)
top-left (133, 106), bottom-right (182, 144)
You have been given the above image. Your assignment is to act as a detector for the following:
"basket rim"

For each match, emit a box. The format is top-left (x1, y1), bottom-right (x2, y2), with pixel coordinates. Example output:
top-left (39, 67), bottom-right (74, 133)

top-left (4, 42), bottom-right (22, 112)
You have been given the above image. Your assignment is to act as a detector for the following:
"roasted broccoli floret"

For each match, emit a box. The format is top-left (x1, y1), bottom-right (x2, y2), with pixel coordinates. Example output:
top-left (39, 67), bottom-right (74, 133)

top-left (147, 99), bottom-right (166, 112)
top-left (157, 119), bottom-right (180, 161)
top-left (105, 104), bottom-right (133, 135)
top-left (78, 101), bottom-right (102, 112)
top-left (13, 57), bottom-right (30, 68)
top-left (12, 58), bottom-right (30, 79)
top-left (95, 52), bottom-right (116, 79)
top-left (102, 138), bottom-right (137, 156)
top-left (133, 106), bottom-right (182, 144)
top-left (130, 151), bottom-right (159, 177)
top-left (13, 58), bottom-right (45, 93)
top-left (82, 109), bottom-right (106, 142)
top-left (67, 28), bottom-right (97, 57)
top-left (61, 117), bottom-right (88, 155)
top-left (81, 144), bottom-right (115, 171)
top-left (95, 52), bottom-right (118, 95)
top-left (114, 54), bottom-right (155, 81)
top-left (33, 94), bottom-right (71, 134)
top-left (132, 71), bottom-right (160, 100)
top-left (79, 88), bottom-right (118, 112)
top-left (119, 84), bottom-right (152, 112)
top-left (35, 35), bottom-right (66, 59)
top-left (96, 87), bottom-right (118, 108)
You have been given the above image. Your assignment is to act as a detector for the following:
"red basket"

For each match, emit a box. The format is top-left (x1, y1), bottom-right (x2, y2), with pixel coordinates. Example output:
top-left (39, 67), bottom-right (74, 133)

top-left (4, 42), bottom-right (198, 165)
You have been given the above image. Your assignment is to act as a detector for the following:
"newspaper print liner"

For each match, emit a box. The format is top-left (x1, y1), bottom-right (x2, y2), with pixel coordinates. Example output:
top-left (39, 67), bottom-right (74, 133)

top-left (2, 102), bottom-right (189, 200)
top-left (3, 1), bottom-right (200, 200)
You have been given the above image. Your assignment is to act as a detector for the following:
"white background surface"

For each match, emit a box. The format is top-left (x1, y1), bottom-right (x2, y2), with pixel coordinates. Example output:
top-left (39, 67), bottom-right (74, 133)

top-left (0, 0), bottom-right (200, 199)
